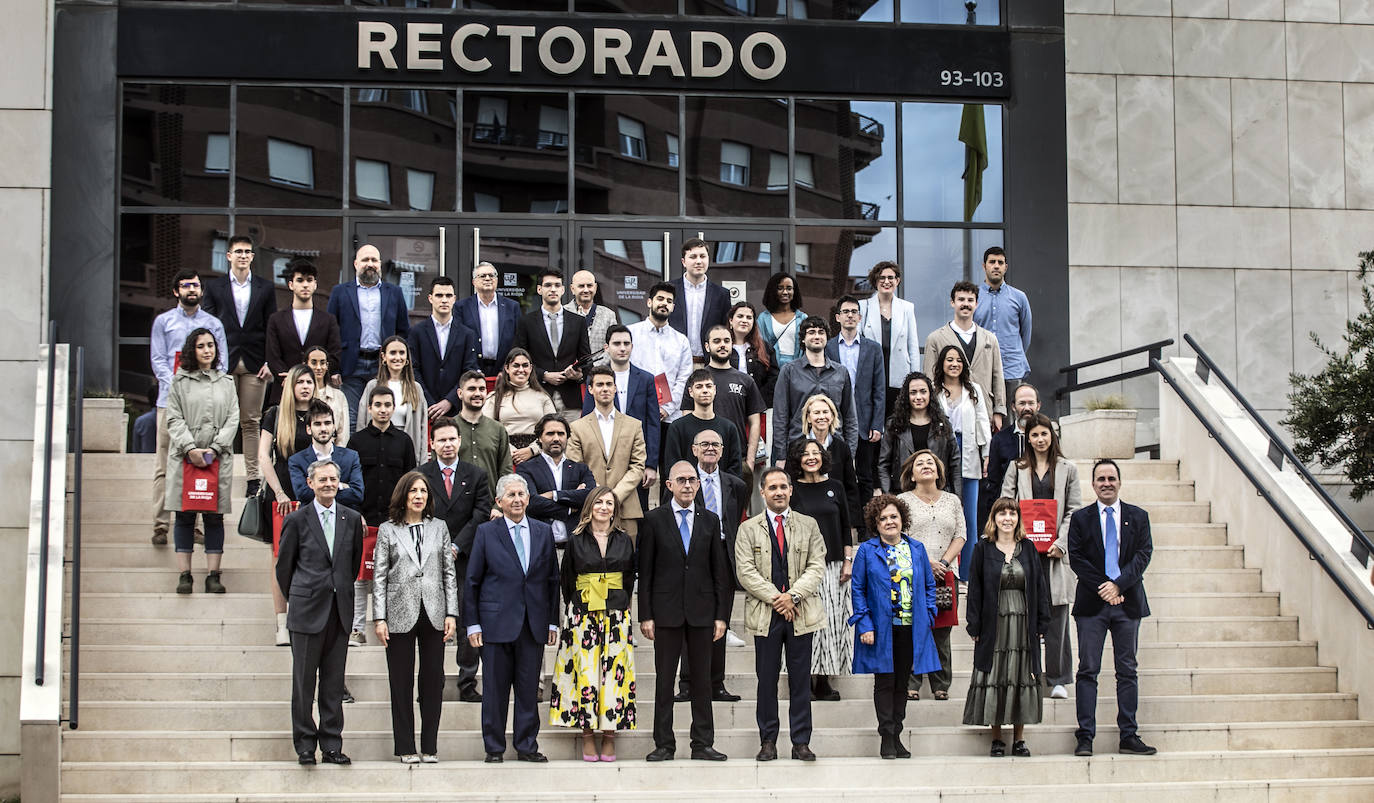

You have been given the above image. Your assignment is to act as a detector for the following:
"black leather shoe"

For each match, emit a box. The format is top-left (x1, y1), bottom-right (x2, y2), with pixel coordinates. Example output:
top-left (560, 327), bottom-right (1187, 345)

top-left (459, 688), bottom-right (483, 703)
top-left (1074, 736), bottom-right (1093, 757)
top-left (893, 737), bottom-right (911, 759)
top-left (712, 687), bottom-right (741, 702)
top-left (516, 751), bottom-right (548, 763)
top-left (791, 744), bottom-right (816, 761)
top-left (879, 735), bottom-right (896, 760)
top-left (645, 747), bottom-right (675, 762)
top-left (755, 741), bottom-right (777, 762)
top-left (1012, 740), bottom-right (1031, 757)
top-left (674, 689), bottom-right (691, 702)
top-left (1119, 736), bottom-right (1158, 755)
top-left (484, 752), bottom-right (504, 763)
top-left (990, 739), bottom-right (1006, 757)
top-left (297, 752), bottom-right (316, 765)
top-left (691, 747), bottom-right (727, 761)
top-left (341, 687), bottom-right (355, 704)
top-left (321, 750), bottom-right (351, 765)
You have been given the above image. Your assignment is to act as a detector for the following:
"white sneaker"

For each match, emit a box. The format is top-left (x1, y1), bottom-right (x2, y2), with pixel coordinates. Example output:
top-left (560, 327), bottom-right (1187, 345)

top-left (400, 754), bottom-right (420, 765)
top-left (1050, 684), bottom-right (1069, 699)
top-left (275, 626), bottom-right (291, 647)
top-left (725, 630), bottom-right (746, 648)
top-left (349, 630), bottom-right (366, 647)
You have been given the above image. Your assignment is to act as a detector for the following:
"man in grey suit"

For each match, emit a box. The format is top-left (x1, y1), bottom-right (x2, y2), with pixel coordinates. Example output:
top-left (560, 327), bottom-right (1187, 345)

top-left (276, 459), bottom-right (365, 765)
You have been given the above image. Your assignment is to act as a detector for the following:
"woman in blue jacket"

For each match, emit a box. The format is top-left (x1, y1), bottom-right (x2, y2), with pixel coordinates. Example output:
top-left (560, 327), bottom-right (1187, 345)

top-left (850, 493), bottom-right (943, 759)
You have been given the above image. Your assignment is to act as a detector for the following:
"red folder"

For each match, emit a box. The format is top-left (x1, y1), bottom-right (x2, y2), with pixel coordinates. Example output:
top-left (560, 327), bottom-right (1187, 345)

top-left (181, 459), bottom-right (219, 512)
top-left (358, 526), bottom-right (379, 581)
top-left (271, 500), bottom-right (301, 558)
top-left (1019, 499), bottom-right (1058, 553)
top-left (653, 373), bottom-right (672, 406)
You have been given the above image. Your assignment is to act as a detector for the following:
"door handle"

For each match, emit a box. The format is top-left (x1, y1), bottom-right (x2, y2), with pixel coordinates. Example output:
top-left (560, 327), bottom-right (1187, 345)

top-left (439, 226), bottom-right (446, 277)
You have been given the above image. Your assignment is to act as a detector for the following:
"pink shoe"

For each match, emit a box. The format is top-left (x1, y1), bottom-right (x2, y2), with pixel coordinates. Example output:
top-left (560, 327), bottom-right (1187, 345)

top-left (599, 733), bottom-right (617, 763)
top-left (582, 733), bottom-right (600, 762)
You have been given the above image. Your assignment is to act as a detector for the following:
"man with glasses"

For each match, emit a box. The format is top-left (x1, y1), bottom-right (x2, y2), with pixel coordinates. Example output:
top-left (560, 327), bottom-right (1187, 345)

top-left (202, 235), bottom-right (277, 496)
top-left (456, 261), bottom-right (520, 378)
top-left (514, 269), bottom-right (592, 420)
top-left (149, 269), bottom-right (228, 545)
top-left (826, 295), bottom-right (886, 527)
top-left (328, 244), bottom-right (411, 431)
top-left (662, 369), bottom-right (743, 481)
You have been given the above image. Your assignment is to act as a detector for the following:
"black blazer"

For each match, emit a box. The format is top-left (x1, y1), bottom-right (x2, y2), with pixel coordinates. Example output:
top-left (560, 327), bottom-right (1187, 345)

top-left (202, 274), bottom-right (277, 371)
top-left (517, 456), bottom-right (596, 538)
top-left (965, 539), bottom-right (1050, 674)
top-left (1068, 502), bottom-right (1153, 620)
top-left (695, 470), bottom-right (747, 544)
top-left (559, 527), bottom-right (636, 614)
top-left (407, 317), bottom-right (481, 408)
top-left (513, 307), bottom-right (592, 411)
top-left (637, 502), bottom-right (732, 628)
top-left (419, 458), bottom-right (492, 557)
top-left (265, 306), bottom-right (343, 379)
top-left (276, 502), bottom-right (365, 635)
top-left (668, 277), bottom-right (731, 351)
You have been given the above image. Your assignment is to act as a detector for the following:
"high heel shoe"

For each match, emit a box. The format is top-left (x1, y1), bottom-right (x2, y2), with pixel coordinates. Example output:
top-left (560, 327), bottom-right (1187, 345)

top-left (599, 732), bottom-right (617, 763)
top-left (581, 731), bottom-right (599, 762)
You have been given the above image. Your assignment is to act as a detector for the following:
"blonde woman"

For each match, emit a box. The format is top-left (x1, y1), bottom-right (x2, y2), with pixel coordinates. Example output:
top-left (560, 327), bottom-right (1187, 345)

top-left (798, 395), bottom-right (861, 545)
top-left (356, 335), bottom-right (428, 460)
top-left (306, 345), bottom-right (349, 446)
top-left (257, 363), bottom-right (315, 645)
top-left (483, 348), bottom-right (555, 465)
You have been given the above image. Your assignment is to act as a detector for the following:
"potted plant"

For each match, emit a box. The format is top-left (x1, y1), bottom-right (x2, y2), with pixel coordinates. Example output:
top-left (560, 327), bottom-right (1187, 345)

top-left (1059, 393), bottom-right (1137, 459)
top-left (83, 388), bottom-right (129, 453)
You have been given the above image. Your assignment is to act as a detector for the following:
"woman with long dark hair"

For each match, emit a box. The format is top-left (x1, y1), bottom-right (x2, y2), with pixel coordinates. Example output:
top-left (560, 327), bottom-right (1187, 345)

top-left (728, 301), bottom-right (778, 402)
top-left (356, 335), bottom-right (428, 459)
top-left (935, 344), bottom-right (990, 581)
top-left (757, 271), bottom-right (807, 369)
top-left (877, 371), bottom-right (961, 496)
top-left (483, 347), bottom-right (555, 465)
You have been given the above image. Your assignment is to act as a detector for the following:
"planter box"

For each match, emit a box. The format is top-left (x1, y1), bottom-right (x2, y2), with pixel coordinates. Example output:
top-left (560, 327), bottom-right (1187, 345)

top-left (82, 398), bottom-right (128, 453)
top-left (1059, 408), bottom-right (1138, 460)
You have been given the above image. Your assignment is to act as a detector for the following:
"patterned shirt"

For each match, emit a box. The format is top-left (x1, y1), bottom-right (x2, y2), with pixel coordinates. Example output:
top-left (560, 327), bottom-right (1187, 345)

top-left (885, 540), bottom-right (914, 626)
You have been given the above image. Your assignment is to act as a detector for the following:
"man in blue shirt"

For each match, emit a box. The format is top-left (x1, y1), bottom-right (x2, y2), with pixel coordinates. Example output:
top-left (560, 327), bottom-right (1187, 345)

top-left (327, 244), bottom-right (411, 431)
top-left (973, 246), bottom-right (1033, 409)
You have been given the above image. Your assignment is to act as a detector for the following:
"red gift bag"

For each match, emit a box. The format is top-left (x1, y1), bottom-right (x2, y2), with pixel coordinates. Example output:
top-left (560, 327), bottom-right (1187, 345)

top-left (1019, 499), bottom-right (1059, 553)
top-left (271, 500), bottom-right (301, 558)
top-left (181, 459), bottom-right (219, 512)
top-left (358, 526), bottom-right (379, 581)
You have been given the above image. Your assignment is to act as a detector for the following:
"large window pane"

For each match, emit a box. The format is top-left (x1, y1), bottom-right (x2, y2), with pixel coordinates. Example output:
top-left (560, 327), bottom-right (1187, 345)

top-left (901, 0), bottom-right (999, 25)
top-left (576, 0), bottom-right (678, 11)
top-left (687, 0), bottom-right (782, 16)
top-left (575, 95), bottom-right (679, 216)
top-left (238, 87), bottom-right (343, 208)
top-left (121, 84), bottom-right (229, 207)
top-left (464, 92), bottom-right (568, 214)
top-left (794, 225), bottom-right (895, 324)
top-left (351, 88), bottom-right (457, 212)
top-left (797, 99), bottom-right (895, 221)
top-left (902, 102), bottom-right (1003, 223)
top-left (233, 215), bottom-right (345, 304)
top-left (686, 97), bottom-right (787, 217)
top-left (902, 227), bottom-right (1003, 345)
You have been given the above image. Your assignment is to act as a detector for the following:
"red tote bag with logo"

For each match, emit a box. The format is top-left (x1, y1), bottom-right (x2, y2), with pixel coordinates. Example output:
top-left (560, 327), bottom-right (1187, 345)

top-left (1019, 499), bottom-right (1059, 553)
top-left (358, 526), bottom-right (379, 581)
top-left (181, 459), bottom-right (219, 512)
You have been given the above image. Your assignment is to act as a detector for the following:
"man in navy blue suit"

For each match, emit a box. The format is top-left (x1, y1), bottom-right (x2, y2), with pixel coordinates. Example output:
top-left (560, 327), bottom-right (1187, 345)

top-left (582, 324), bottom-right (661, 506)
top-left (456, 261), bottom-right (521, 378)
top-left (516, 414), bottom-right (595, 547)
top-left (1068, 458), bottom-right (1157, 758)
top-left (327, 244), bottom-right (411, 431)
top-left (465, 473), bottom-right (560, 763)
top-left (826, 295), bottom-right (886, 534)
top-left (407, 276), bottom-right (480, 419)
top-left (669, 238), bottom-right (732, 360)
top-left (287, 400), bottom-right (364, 510)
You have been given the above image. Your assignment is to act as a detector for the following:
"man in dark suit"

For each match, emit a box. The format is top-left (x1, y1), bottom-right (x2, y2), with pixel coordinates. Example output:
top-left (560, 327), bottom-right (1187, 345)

top-left (420, 416), bottom-right (492, 703)
top-left (669, 238), bottom-right (732, 360)
top-left (407, 276), bottom-right (480, 419)
top-left (202, 234), bottom-right (278, 495)
top-left (826, 294), bottom-right (887, 537)
top-left (638, 460), bottom-right (733, 762)
top-left (455, 261), bottom-right (521, 378)
top-left (514, 269), bottom-right (592, 417)
top-left (327, 243), bottom-right (411, 430)
top-left (1068, 458), bottom-right (1157, 758)
top-left (265, 257), bottom-right (342, 403)
top-left (276, 458), bottom-right (364, 765)
top-left (581, 324), bottom-right (661, 507)
top-left (287, 400), bottom-right (364, 510)
top-left (516, 414), bottom-right (595, 547)
top-left (465, 474), bottom-right (560, 763)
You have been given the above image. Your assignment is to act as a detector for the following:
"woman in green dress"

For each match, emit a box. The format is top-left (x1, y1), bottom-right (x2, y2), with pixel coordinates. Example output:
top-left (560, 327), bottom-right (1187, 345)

top-left (962, 496), bottom-right (1050, 757)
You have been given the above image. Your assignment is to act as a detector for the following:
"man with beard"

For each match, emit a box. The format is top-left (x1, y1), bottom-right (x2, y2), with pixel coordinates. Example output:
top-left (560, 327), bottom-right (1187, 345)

top-left (451, 370), bottom-right (512, 490)
top-left (924, 280), bottom-right (1007, 431)
top-left (569, 269), bottom-right (617, 367)
top-left (516, 413), bottom-right (595, 546)
top-left (328, 244), bottom-right (411, 430)
top-left (149, 269), bottom-right (228, 545)
top-left (983, 382), bottom-right (1045, 532)
top-left (703, 324), bottom-right (765, 474)
top-left (770, 317), bottom-right (858, 465)
top-left (628, 282), bottom-right (694, 429)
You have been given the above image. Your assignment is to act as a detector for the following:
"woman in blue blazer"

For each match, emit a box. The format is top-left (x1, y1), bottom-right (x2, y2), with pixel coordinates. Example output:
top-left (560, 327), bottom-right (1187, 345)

top-left (850, 493), bottom-right (942, 759)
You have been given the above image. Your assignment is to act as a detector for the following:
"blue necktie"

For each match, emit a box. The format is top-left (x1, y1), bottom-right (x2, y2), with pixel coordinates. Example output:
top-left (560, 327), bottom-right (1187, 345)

top-left (678, 509), bottom-right (691, 554)
top-left (703, 475), bottom-right (719, 516)
top-left (512, 523), bottom-right (528, 572)
top-left (1104, 506), bottom-right (1120, 580)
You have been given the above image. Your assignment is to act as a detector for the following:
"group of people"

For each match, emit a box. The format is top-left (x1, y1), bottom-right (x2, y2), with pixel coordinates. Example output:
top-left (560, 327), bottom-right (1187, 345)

top-left (148, 237), bottom-right (1155, 765)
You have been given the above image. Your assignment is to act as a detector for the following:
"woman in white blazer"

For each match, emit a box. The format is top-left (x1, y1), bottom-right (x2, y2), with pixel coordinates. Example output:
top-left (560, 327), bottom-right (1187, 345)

top-left (933, 344), bottom-right (991, 582)
top-left (859, 260), bottom-right (921, 418)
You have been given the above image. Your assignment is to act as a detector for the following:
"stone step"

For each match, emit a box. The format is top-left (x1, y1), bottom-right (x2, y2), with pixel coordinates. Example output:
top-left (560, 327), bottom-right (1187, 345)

top-left (1070, 480), bottom-right (1194, 502)
top-left (1069, 458), bottom-right (1180, 482)
top-left (80, 497), bottom-right (251, 524)
top-left (54, 749), bottom-right (1374, 794)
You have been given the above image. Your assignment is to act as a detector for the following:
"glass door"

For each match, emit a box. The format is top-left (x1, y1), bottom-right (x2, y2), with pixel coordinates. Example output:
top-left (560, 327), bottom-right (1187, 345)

top-left (578, 226), bottom-right (675, 325)
top-left (682, 226), bottom-right (785, 312)
top-left (352, 222), bottom-right (446, 325)
top-left (456, 223), bottom-right (565, 315)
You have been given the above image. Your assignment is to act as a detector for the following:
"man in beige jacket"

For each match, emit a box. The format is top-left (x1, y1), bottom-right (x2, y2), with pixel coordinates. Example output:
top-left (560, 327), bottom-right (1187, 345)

top-left (734, 468), bottom-right (827, 762)
top-left (567, 365), bottom-right (647, 535)
top-left (924, 280), bottom-right (1007, 429)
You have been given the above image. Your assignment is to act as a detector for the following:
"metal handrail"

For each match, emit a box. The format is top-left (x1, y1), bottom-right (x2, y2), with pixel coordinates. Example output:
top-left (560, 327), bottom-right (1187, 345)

top-left (1053, 338), bottom-right (1174, 418)
top-left (69, 345), bottom-right (84, 729)
top-left (34, 320), bottom-right (57, 686)
top-left (1181, 333), bottom-right (1373, 567)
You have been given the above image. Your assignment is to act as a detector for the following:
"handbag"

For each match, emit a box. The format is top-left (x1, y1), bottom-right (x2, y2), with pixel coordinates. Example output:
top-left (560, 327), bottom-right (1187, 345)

top-left (237, 485), bottom-right (270, 543)
top-left (935, 572), bottom-right (954, 611)
top-left (181, 458), bottom-right (219, 512)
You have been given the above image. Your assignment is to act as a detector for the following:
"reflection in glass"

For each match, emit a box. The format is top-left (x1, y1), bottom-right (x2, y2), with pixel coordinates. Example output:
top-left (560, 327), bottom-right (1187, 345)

top-left (237, 87), bottom-right (343, 209)
top-left (575, 95), bottom-right (679, 216)
top-left (481, 233), bottom-right (553, 314)
top-left (793, 225), bottom-right (893, 322)
top-left (903, 102), bottom-right (1003, 223)
top-left (902, 227), bottom-right (1003, 343)
top-left (901, 0), bottom-right (999, 25)
top-left (780, 0), bottom-right (892, 20)
top-left (121, 84), bottom-right (230, 207)
top-left (795, 99), bottom-right (895, 221)
top-left (464, 93), bottom-right (568, 214)
top-left (706, 236), bottom-right (775, 311)
top-left (351, 88), bottom-right (458, 212)
top-left (361, 231), bottom-right (442, 321)
top-left (233, 215), bottom-right (345, 306)
top-left (686, 98), bottom-right (787, 218)
top-left (585, 235), bottom-right (665, 324)
top-left (686, 0), bottom-right (782, 16)
top-left (576, 0), bottom-right (678, 13)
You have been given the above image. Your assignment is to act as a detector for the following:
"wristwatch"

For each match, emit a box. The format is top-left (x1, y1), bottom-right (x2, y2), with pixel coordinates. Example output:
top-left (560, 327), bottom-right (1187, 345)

top-left (789, 592), bottom-right (801, 606)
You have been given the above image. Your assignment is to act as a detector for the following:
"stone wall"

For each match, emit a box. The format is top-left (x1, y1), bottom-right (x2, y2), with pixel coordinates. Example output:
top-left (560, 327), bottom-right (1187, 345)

top-left (0, 0), bottom-right (53, 794)
top-left (1065, 1), bottom-right (1374, 439)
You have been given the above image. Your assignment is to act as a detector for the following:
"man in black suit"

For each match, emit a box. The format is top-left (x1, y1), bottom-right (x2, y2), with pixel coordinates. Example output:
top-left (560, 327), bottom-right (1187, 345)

top-left (514, 269), bottom-right (592, 419)
top-left (407, 276), bottom-right (480, 419)
top-left (275, 458), bottom-right (365, 765)
top-left (516, 414), bottom-right (595, 547)
top-left (1068, 458), bottom-right (1157, 758)
top-left (265, 257), bottom-right (342, 403)
top-left (639, 460), bottom-right (733, 762)
top-left (202, 234), bottom-right (277, 495)
top-left (669, 238), bottom-right (732, 360)
top-left (419, 416), bottom-right (492, 703)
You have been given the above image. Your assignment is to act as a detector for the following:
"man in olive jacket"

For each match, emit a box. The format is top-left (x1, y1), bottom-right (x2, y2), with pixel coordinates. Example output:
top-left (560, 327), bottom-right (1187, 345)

top-left (733, 467), bottom-right (827, 762)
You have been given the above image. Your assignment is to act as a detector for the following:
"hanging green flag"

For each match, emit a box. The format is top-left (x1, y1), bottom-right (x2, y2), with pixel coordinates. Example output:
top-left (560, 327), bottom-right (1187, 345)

top-left (959, 104), bottom-right (988, 222)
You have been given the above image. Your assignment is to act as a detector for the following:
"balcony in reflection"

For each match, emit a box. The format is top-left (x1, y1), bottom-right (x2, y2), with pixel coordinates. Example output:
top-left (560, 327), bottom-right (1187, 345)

top-left (463, 92), bottom-right (569, 214)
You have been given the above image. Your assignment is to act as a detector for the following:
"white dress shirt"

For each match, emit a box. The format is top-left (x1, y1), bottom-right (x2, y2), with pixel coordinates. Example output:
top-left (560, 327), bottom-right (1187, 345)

top-left (313, 498), bottom-right (338, 555)
top-left (357, 281), bottom-right (383, 351)
top-left (671, 497), bottom-right (696, 542)
top-left (477, 295), bottom-right (500, 359)
top-left (292, 308), bottom-right (313, 345)
top-left (951, 320), bottom-right (976, 345)
top-left (230, 273), bottom-right (252, 326)
top-left (627, 319), bottom-right (692, 421)
top-left (836, 332), bottom-right (861, 394)
top-left (432, 315), bottom-right (452, 360)
top-left (698, 467), bottom-right (723, 528)
top-left (1097, 500), bottom-right (1122, 549)
top-left (683, 275), bottom-right (708, 356)
top-left (594, 408), bottom-right (617, 454)
top-left (542, 454), bottom-right (568, 544)
top-left (613, 368), bottom-right (630, 412)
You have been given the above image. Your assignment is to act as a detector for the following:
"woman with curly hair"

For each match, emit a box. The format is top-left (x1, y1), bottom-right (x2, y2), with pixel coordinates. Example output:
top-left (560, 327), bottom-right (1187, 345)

top-left (877, 371), bottom-right (960, 497)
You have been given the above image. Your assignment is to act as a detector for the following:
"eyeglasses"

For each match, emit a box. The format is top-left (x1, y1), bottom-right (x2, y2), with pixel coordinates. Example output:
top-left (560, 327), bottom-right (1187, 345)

top-left (694, 441), bottom-right (723, 449)
top-left (877, 274), bottom-right (898, 283)
top-left (474, 272), bottom-right (497, 279)
top-left (229, 249), bottom-right (253, 255)
top-left (672, 476), bottom-right (700, 484)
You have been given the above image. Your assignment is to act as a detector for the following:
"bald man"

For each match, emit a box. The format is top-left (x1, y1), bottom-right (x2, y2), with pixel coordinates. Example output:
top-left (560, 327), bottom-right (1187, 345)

top-left (570, 269), bottom-right (617, 367)
top-left (327, 244), bottom-right (412, 430)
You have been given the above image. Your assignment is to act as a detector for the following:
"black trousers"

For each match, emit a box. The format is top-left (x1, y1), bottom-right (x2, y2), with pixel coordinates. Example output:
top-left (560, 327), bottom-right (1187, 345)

top-left (480, 621), bottom-right (545, 755)
top-left (289, 600), bottom-right (349, 755)
top-left (654, 624), bottom-right (714, 751)
top-left (754, 615), bottom-right (814, 745)
top-left (452, 552), bottom-right (482, 694)
top-left (854, 437), bottom-right (879, 540)
top-left (873, 623), bottom-right (913, 740)
top-left (384, 609), bottom-right (446, 755)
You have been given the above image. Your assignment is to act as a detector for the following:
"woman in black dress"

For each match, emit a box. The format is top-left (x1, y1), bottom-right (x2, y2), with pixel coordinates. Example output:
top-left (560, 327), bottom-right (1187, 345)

top-left (877, 371), bottom-right (961, 498)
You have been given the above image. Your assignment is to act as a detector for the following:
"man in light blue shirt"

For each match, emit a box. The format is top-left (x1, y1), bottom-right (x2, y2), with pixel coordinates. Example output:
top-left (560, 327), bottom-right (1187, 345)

top-left (973, 246), bottom-right (1032, 409)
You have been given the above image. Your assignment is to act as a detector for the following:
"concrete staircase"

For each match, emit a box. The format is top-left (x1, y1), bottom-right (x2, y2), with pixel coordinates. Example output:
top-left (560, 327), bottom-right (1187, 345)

top-left (59, 455), bottom-right (1374, 800)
